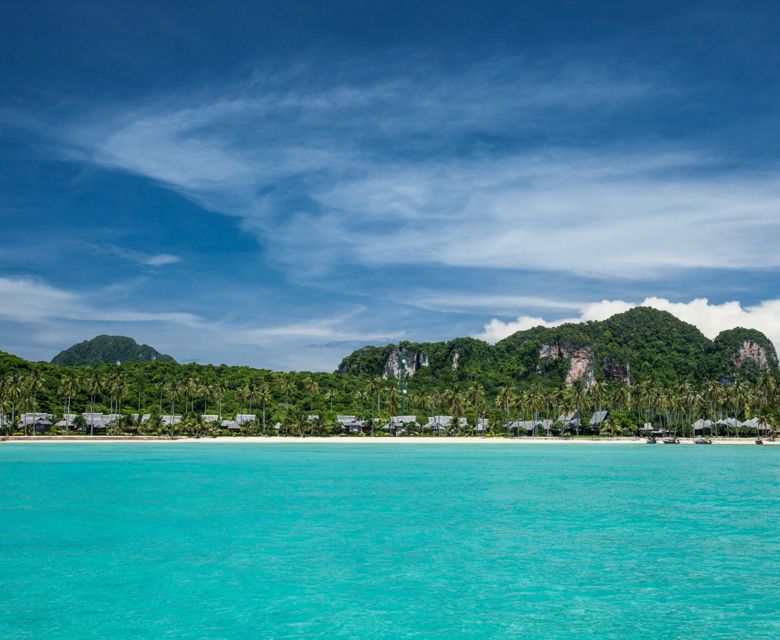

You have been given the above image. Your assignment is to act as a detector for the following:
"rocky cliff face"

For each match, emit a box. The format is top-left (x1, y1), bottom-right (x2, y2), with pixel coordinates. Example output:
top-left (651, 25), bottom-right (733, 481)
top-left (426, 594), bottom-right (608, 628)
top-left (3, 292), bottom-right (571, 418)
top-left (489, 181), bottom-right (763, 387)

top-left (732, 339), bottom-right (771, 371)
top-left (538, 342), bottom-right (595, 387)
top-left (382, 347), bottom-right (429, 379)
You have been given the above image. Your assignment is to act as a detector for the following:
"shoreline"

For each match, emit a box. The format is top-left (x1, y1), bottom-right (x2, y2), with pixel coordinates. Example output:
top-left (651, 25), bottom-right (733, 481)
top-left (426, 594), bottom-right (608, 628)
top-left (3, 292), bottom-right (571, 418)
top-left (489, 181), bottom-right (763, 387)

top-left (1, 436), bottom-right (776, 445)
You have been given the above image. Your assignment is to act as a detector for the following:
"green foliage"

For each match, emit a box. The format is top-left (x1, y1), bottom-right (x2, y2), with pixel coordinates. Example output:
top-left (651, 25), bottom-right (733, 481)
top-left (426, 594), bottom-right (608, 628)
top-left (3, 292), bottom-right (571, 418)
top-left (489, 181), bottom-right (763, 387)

top-left (339, 307), bottom-right (779, 389)
top-left (0, 308), bottom-right (778, 438)
top-left (51, 335), bottom-right (176, 366)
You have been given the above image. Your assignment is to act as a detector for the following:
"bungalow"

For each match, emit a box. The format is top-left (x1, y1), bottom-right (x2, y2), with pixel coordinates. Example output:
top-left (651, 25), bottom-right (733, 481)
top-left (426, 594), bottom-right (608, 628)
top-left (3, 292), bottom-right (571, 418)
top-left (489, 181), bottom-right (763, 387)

top-left (82, 412), bottom-right (107, 433)
top-left (556, 411), bottom-right (581, 429)
top-left (425, 415), bottom-right (467, 434)
top-left (234, 414), bottom-right (256, 425)
top-left (54, 413), bottom-right (78, 430)
top-left (715, 417), bottom-right (740, 432)
top-left (536, 418), bottom-right (554, 435)
top-left (19, 413), bottom-right (54, 433)
top-left (692, 419), bottom-right (713, 433)
top-left (383, 415), bottom-right (417, 435)
top-left (473, 418), bottom-right (490, 434)
top-left (200, 414), bottom-right (220, 423)
top-left (130, 413), bottom-right (151, 424)
top-left (505, 419), bottom-right (536, 435)
top-left (336, 415), bottom-right (366, 434)
top-left (589, 411), bottom-right (609, 428)
top-left (741, 417), bottom-right (772, 433)
top-left (104, 414), bottom-right (121, 427)
top-left (161, 415), bottom-right (183, 427)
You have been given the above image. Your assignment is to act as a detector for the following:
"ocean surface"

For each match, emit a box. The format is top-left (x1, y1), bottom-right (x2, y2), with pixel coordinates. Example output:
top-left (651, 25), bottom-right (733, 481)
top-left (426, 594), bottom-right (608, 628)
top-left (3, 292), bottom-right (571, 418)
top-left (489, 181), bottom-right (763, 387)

top-left (0, 443), bottom-right (778, 639)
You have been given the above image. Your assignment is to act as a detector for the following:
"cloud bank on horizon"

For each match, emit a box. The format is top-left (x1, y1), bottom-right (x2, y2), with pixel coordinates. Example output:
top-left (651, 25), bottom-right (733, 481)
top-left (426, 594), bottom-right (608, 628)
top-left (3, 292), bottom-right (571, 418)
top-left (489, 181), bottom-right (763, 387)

top-left (1, 1), bottom-right (780, 369)
top-left (476, 298), bottom-right (780, 348)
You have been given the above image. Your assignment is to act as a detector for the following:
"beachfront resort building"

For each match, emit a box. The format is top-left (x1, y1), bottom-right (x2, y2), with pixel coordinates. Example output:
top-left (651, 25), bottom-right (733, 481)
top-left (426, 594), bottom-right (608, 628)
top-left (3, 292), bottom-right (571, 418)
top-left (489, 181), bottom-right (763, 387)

top-left (18, 413), bottom-right (54, 433)
top-left (556, 411), bottom-right (582, 430)
top-left (383, 415), bottom-right (418, 435)
top-left (425, 415), bottom-right (468, 434)
top-left (161, 415), bottom-right (182, 427)
top-left (54, 413), bottom-right (78, 430)
top-left (589, 411), bottom-right (609, 428)
top-left (335, 415), bottom-right (366, 434)
top-left (473, 418), bottom-right (490, 434)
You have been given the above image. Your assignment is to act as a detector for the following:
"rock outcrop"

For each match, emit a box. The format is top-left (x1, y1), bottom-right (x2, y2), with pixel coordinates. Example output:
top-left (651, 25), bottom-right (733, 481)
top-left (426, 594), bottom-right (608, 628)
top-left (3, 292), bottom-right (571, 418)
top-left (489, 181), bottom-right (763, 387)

top-left (382, 347), bottom-right (429, 379)
top-left (539, 342), bottom-right (595, 387)
top-left (732, 339), bottom-right (770, 371)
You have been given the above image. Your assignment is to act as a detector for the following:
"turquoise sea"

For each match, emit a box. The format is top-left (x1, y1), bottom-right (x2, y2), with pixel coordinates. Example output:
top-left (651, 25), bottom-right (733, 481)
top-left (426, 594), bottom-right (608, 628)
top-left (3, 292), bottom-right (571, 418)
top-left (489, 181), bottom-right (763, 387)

top-left (0, 443), bottom-right (778, 639)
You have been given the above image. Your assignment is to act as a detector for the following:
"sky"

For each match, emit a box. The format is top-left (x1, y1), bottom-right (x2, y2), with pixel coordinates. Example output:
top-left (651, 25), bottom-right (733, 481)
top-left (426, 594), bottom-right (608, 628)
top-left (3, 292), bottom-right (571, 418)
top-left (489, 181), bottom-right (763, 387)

top-left (2, 0), bottom-right (780, 370)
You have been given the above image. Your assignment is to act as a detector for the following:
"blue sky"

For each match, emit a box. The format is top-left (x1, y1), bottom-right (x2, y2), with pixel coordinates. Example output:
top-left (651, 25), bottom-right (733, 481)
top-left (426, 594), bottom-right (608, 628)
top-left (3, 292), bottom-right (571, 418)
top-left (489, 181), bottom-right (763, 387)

top-left (2, 0), bottom-right (780, 369)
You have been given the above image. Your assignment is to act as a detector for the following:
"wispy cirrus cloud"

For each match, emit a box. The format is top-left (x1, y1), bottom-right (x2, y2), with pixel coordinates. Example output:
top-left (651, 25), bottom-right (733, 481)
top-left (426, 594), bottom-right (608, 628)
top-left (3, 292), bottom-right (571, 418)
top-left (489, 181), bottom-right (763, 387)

top-left (45, 58), bottom-right (780, 284)
top-left (86, 243), bottom-right (182, 267)
top-left (0, 276), bottom-right (398, 369)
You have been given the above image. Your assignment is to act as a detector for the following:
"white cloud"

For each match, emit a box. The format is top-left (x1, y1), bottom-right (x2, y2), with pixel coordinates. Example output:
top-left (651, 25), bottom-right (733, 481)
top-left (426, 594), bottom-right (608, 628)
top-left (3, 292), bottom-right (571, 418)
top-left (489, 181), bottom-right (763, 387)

top-left (475, 297), bottom-right (780, 355)
top-left (0, 276), bottom-right (199, 325)
top-left (0, 276), bottom-right (398, 370)
top-left (46, 60), bottom-right (767, 280)
top-left (87, 244), bottom-right (182, 267)
top-left (141, 253), bottom-right (181, 266)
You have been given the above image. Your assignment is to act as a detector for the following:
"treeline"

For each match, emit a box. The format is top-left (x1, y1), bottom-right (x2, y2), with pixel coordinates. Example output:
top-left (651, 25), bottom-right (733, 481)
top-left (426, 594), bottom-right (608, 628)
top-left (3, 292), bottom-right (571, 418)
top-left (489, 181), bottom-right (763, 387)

top-left (1, 348), bottom-right (778, 437)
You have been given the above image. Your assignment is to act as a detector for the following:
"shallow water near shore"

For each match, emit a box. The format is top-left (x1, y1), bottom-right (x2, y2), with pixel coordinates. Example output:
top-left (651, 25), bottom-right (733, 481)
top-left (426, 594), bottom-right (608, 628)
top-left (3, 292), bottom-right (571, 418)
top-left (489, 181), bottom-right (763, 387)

top-left (1, 444), bottom-right (778, 639)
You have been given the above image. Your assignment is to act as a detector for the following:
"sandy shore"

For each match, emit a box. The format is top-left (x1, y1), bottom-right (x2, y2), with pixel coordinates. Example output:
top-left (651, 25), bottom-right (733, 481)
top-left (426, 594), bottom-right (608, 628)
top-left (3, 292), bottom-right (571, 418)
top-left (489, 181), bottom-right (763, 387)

top-left (1, 436), bottom-right (776, 445)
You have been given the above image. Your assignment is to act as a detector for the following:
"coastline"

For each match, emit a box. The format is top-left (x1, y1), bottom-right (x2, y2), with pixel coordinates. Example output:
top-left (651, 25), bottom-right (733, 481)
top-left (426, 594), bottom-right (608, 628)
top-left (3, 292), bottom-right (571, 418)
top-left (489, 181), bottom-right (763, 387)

top-left (1, 436), bottom-right (776, 445)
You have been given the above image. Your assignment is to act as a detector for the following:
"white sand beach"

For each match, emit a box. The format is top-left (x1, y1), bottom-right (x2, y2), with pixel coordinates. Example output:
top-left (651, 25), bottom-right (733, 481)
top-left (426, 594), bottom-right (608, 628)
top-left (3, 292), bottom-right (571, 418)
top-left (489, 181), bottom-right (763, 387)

top-left (2, 436), bottom-right (776, 445)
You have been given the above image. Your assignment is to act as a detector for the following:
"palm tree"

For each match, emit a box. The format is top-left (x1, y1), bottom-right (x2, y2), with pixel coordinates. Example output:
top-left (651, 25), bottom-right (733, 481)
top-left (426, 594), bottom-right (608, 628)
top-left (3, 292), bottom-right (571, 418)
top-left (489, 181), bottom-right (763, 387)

top-left (449, 390), bottom-right (465, 435)
top-left (367, 377), bottom-right (383, 436)
top-left (213, 382), bottom-right (227, 420)
top-left (466, 383), bottom-right (485, 432)
top-left (303, 376), bottom-right (320, 415)
top-left (183, 376), bottom-right (200, 414)
top-left (58, 374), bottom-right (79, 436)
top-left (570, 379), bottom-right (587, 436)
top-left (256, 382), bottom-right (272, 432)
top-left (323, 387), bottom-right (336, 412)
top-left (201, 382), bottom-right (212, 414)
top-left (353, 387), bottom-right (367, 417)
top-left (590, 380), bottom-right (606, 430)
top-left (4, 374), bottom-right (25, 435)
top-left (113, 371), bottom-right (126, 416)
top-left (26, 369), bottom-right (45, 436)
top-left (155, 379), bottom-right (166, 415)
top-left (165, 379), bottom-right (181, 427)
top-left (384, 384), bottom-right (399, 419)
top-left (495, 385), bottom-right (514, 435)
top-left (85, 372), bottom-right (103, 436)
top-left (279, 375), bottom-right (296, 403)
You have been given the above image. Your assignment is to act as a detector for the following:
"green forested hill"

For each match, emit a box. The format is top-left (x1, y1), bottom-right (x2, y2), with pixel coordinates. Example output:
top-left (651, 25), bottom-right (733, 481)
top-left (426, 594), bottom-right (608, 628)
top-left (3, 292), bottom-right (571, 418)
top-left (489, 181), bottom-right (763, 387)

top-left (0, 307), bottom-right (777, 433)
top-left (339, 307), bottom-right (778, 390)
top-left (51, 335), bottom-right (176, 366)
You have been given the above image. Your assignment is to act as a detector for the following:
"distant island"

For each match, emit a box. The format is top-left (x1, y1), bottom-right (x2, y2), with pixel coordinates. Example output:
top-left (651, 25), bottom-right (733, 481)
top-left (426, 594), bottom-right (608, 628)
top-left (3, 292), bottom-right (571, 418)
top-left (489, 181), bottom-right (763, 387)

top-left (0, 307), bottom-right (777, 440)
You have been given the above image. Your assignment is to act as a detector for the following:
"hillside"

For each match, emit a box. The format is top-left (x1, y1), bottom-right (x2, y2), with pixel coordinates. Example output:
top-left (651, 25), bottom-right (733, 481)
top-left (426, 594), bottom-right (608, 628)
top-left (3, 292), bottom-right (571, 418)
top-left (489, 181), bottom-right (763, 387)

top-left (338, 307), bottom-right (778, 388)
top-left (51, 335), bottom-right (175, 366)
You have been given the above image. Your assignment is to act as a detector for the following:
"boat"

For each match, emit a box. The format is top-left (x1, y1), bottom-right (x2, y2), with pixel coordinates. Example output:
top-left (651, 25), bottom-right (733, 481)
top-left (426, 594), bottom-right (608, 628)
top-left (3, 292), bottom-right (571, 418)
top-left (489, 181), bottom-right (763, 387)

top-left (755, 438), bottom-right (764, 445)
top-left (694, 438), bottom-right (711, 445)
top-left (646, 435), bottom-right (657, 444)
top-left (663, 437), bottom-right (680, 444)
